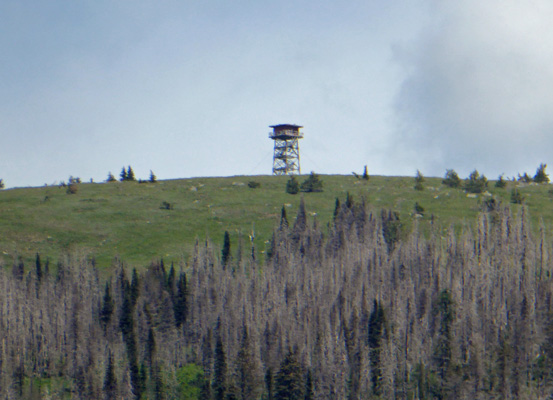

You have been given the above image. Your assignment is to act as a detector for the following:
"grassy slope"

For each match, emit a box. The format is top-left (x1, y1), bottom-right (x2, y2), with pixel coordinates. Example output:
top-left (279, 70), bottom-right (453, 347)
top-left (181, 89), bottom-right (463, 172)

top-left (0, 174), bottom-right (552, 270)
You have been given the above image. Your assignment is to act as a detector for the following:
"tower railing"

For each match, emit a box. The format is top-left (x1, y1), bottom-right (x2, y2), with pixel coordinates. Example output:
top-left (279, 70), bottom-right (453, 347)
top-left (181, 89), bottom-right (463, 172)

top-left (268, 131), bottom-right (304, 139)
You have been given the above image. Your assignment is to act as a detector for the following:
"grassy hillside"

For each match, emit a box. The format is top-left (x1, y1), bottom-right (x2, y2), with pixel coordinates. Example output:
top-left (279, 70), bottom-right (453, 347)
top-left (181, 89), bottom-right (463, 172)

top-left (1, 174), bottom-right (552, 269)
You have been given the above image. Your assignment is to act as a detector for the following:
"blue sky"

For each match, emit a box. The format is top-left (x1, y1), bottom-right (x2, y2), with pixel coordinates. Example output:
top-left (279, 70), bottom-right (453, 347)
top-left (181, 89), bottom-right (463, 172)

top-left (2, 1), bottom-right (553, 188)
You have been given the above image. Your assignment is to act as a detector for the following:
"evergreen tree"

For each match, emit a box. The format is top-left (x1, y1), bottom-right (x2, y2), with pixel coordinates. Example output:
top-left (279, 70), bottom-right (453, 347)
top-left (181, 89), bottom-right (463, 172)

top-left (167, 263), bottom-right (176, 295)
top-left (213, 336), bottom-right (227, 400)
top-left (300, 172), bottom-right (323, 192)
top-left (103, 350), bottom-right (117, 400)
top-left (100, 282), bottom-right (114, 331)
top-left (126, 165), bottom-right (136, 181)
top-left (119, 289), bottom-right (134, 337)
top-left (146, 327), bottom-right (156, 367)
top-left (130, 268), bottom-right (140, 307)
top-left (174, 272), bottom-right (188, 328)
top-left (12, 257), bottom-right (24, 280)
top-left (275, 347), bottom-right (304, 400)
top-left (149, 170), bottom-right (157, 183)
top-left (222, 231), bottom-right (231, 267)
top-left (414, 170), bottom-right (425, 191)
top-left (107, 172), bottom-right (117, 182)
top-left (293, 197), bottom-right (307, 234)
top-left (368, 299), bottom-right (386, 396)
top-left (345, 192), bottom-right (354, 209)
top-left (495, 174), bottom-right (508, 188)
top-left (362, 165), bottom-right (369, 180)
top-left (0, 179), bottom-right (4, 189)
top-left (235, 326), bottom-right (261, 400)
top-left (534, 163), bottom-right (550, 183)
top-left (442, 169), bottom-right (461, 188)
top-left (280, 206), bottom-right (289, 229)
top-left (433, 289), bottom-right (456, 398)
top-left (120, 167), bottom-right (128, 182)
top-left (304, 370), bottom-right (314, 400)
top-left (35, 253), bottom-right (42, 282)
top-left (265, 368), bottom-right (274, 400)
top-left (152, 363), bottom-right (164, 400)
top-left (286, 176), bottom-right (300, 195)
top-left (465, 170), bottom-right (488, 194)
top-left (333, 198), bottom-right (341, 221)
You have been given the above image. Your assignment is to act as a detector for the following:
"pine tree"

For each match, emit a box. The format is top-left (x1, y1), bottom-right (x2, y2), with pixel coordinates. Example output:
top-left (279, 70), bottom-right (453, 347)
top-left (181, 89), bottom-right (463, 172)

top-left (120, 167), bottom-right (128, 182)
top-left (119, 289), bottom-right (133, 337)
top-left (442, 169), bottom-right (461, 188)
top-left (127, 166), bottom-right (136, 181)
top-left (300, 172), bottom-right (323, 192)
top-left (107, 172), bottom-right (117, 182)
top-left (368, 300), bottom-right (386, 396)
top-left (0, 179), bottom-right (4, 189)
top-left (433, 289), bottom-right (455, 398)
top-left (174, 272), bottom-right (188, 328)
top-left (213, 336), bottom-right (227, 400)
top-left (103, 350), bottom-right (117, 399)
top-left (280, 206), bottom-right (289, 229)
top-left (293, 197), bottom-right (307, 234)
top-left (100, 282), bottom-right (114, 331)
top-left (362, 165), bottom-right (369, 180)
top-left (146, 327), bottom-right (156, 367)
top-left (275, 347), bottom-right (304, 400)
top-left (35, 253), bottom-right (42, 282)
top-left (235, 325), bottom-right (261, 400)
top-left (130, 268), bottom-right (139, 307)
top-left (149, 170), bottom-right (157, 183)
top-left (333, 198), bottom-right (341, 221)
top-left (265, 368), bottom-right (274, 400)
top-left (304, 370), bottom-right (314, 400)
top-left (222, 231), bottom-right (231, 267)
top-left (465, 170), bottom-right (488, 193)
top-left (414, 170), bottom-right (425, 191)
top-left (534, 163), bottom-right (550, 183)
top-left (345, 192), bottom-right (354, 209)
top-left (167, 263), bottom-right (176, 296)
top-left (286, 176), bottom-right (300, 195)
top-left (495, 174), bottom-right (508, 188)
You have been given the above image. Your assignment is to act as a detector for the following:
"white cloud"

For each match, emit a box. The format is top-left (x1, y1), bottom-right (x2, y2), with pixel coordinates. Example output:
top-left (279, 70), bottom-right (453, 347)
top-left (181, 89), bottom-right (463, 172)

top-left (391, 0), bottom-right (553, 179)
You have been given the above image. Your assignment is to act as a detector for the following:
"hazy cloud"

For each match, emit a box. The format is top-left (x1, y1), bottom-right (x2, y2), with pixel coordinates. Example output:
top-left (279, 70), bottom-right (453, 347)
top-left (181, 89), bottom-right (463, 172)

top-left (392, 0), bottom-right (553, 179)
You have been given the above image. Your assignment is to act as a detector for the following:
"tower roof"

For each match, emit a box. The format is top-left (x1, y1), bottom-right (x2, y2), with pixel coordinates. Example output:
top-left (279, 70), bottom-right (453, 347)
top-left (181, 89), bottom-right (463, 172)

top-left (269, 124), bottom-right (303, 130)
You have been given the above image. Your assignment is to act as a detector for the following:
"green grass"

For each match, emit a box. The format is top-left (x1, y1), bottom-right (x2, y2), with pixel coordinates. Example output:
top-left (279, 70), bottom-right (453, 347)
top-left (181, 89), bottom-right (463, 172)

top-left (1, 175), bottom-right (552, 270)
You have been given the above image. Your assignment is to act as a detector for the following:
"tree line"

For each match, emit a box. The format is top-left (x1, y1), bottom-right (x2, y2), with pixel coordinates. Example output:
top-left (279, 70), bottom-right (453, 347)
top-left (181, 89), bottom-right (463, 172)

top-left (1, 196), bottom-right (553, 398)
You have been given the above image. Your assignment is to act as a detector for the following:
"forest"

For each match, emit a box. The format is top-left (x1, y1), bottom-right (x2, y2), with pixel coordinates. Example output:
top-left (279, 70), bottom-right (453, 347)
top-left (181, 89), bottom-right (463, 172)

top-left (1, 195), bottom-right (553, 399)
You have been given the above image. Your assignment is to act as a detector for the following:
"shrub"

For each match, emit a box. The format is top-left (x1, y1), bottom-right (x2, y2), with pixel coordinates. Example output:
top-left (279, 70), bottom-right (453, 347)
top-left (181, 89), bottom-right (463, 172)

top-left (286, 176), bottom-right (300, 194)
top-left (511, 188), bottom-right (524, 204)
top-left (414, 170), bottom-right (424, 191)
top-left (495, 174), bottom-right (507, 188)
top-left (66, 176), bottom-right (79, 194)
top-left (414, 202), bottom-right (425, 216)
top-left (300, 172), bottom-right (324, 193)
top-left (464, 170), bottom-right (487, 194)
top-left (518, 172), bottom-right (532, 183)
top-left (66, 183), bottom-right (78, 194)
top-left (248, 181), bottom-right (260, 189)
top-left (534, 163), bottom-right (550, 184)
top-left (442, 169), bottom-right (461, 188)
top-left (160, 201), bottom-right (173, 210)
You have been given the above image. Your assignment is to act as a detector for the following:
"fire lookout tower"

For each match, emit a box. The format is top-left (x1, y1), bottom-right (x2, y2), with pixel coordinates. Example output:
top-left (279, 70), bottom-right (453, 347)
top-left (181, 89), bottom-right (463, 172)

top-left (269, 124), bottom-right (303, 175)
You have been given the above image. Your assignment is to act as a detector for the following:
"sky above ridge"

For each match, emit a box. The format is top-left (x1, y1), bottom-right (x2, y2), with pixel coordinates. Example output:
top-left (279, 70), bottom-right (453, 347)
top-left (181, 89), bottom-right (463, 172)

top-left (2, 1), bottom-right (553, 188)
